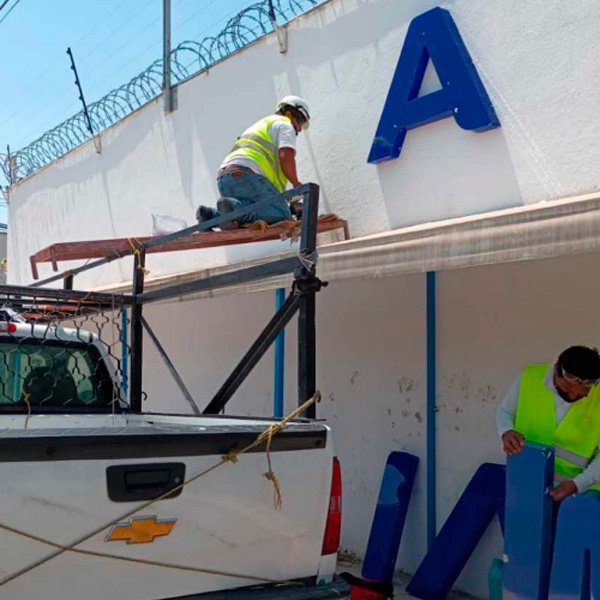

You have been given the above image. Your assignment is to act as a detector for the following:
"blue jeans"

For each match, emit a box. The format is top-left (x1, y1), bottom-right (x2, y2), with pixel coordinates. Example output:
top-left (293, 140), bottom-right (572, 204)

top-left (216, 170), bottom-right (292, 225)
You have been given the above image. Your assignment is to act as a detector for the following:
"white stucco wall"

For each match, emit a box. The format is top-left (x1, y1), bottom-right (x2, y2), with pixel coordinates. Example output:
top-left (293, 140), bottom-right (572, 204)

top-left (139, 250), bottom-right (600, 598)
top-left (10, 0), bottom-right (600, 285)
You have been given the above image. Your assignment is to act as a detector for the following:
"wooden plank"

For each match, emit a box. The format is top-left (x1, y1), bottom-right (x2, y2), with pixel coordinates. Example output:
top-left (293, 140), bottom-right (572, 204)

top-left (30, 218), bottom-right (349, 280)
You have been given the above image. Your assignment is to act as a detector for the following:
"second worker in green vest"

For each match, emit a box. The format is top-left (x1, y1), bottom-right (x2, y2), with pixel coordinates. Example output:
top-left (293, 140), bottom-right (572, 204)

top-left (196, 96), bottom-right (310, 230)
top-left (496, 345), bottom-right (600, 502)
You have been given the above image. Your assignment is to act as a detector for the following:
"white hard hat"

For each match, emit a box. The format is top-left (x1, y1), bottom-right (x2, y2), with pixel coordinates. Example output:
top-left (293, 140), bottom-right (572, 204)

top-left (276, 95), bottom-right (310, 130)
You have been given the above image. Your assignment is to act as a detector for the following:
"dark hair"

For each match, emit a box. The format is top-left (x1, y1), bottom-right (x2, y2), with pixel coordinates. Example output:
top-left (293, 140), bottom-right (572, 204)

top-left (276, 105), bottom-right (306, 127)
top-left (558, 346), bottom-right (600, 380)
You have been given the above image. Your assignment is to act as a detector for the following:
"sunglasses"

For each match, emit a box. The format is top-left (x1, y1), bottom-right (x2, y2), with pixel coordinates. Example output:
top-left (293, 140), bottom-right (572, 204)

top-left (558, 364), bottom-right (600, 388)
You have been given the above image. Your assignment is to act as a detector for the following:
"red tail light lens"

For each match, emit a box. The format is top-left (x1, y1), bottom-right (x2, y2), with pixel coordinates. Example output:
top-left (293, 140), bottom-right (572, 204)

top-left (321, 457), bottom-right (342, 556)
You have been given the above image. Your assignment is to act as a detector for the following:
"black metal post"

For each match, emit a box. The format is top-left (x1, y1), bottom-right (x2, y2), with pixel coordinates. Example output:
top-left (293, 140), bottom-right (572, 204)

top-left (67, 47), bottom-right (94, 138)
top-left (63, 275), bottom-right (73, 290)
top-left (298, 294), bottom-right (316, 418)
top-left (297, 183), bottom-right (320, 419)
top-left (203, 292), bottom-right (303, 415)
top-left (6, 145), bottom-right (12, 186)
top-left (130, 249), bottom-right (146, 412)
top-left (162, 0), bottom-right (174, 113)
top-left (299, 183), bottom-right (320, 254)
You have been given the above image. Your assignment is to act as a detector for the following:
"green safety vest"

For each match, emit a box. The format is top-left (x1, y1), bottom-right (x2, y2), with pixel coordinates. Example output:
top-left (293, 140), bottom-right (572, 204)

top-left (225, 115), bottom-right (290, 193)
top-left (515, 364), bottom-right (600, 490)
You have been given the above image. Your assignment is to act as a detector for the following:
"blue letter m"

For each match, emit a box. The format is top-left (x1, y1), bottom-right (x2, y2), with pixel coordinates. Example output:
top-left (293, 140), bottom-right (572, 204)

top-left (368, 7), bottom-right (500, 164)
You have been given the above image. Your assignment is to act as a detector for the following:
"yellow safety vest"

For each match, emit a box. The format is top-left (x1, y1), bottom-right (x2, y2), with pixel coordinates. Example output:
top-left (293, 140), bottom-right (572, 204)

top-left (515, 364), bottom-right (600, 490)
top-left (225, 115), bottom-right (290, 193)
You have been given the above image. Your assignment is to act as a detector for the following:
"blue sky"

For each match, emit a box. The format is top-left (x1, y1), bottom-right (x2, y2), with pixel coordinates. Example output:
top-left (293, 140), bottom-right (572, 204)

top-left (0, 0), bottom-right (257, 221)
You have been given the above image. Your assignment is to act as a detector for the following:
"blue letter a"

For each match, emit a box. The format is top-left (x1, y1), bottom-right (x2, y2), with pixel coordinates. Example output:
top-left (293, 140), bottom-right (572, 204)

top-left (368, 7), bottom-right (500, 164)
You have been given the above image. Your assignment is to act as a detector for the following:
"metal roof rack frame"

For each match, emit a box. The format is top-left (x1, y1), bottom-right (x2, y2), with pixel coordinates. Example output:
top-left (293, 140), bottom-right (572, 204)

top-left (6, 184), bottom-right (325, 418)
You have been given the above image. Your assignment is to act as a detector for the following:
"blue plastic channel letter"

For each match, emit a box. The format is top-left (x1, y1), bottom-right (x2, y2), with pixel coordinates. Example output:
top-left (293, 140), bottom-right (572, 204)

top-left (406, 463), bottom-right (506, 600)
top-left (361, 452), bottom-right (419, 582)
top-left (368, 7), bottom-right (500, 164)
top-left (503, 443), bottom-right (555, 600)
top-left (549, 491), bottom-right (600, 600)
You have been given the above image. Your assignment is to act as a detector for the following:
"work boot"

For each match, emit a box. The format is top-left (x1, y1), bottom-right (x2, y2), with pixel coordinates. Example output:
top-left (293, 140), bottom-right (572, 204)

top-left (196, 205), bottom-right (217, 230)
top-left (216, 197), bottom-right (240, 231)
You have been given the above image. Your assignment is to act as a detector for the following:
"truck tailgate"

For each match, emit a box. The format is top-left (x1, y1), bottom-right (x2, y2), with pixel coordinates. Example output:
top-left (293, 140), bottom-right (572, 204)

top-left (0, 418), bottom-right (334, 600)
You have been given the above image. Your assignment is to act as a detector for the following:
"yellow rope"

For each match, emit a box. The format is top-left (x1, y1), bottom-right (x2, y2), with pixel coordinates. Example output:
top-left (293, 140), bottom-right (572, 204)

top-left (263, 427), bottom-right (283, 510)
top-left (0, 393), bottom-right (320, 588)
top-left (0, 520), bottom-right (278, 583)
top-left (127, 238), bottom-right (150, 275)
top-left (22, 393), bottom-right (31, 430)
top-left (222, 450), bottom-right (239, 463)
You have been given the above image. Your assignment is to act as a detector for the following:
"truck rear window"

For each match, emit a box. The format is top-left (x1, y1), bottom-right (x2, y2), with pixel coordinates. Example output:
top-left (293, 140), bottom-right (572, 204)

top-left (0, 338), bottom-right (117, 409)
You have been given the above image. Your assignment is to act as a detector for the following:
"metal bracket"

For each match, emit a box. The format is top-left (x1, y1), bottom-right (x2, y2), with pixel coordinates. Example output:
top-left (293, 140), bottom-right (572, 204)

top-left (271, 18), bottom-right (288, 54)
top-left (170, 86), bottom-right (178, 111)
top-left (93, 135), bottom-right (102, 154)
top-left (293, 276), bottom-right (328, 296)
top-left (268, 0), bottom-right (288, 54)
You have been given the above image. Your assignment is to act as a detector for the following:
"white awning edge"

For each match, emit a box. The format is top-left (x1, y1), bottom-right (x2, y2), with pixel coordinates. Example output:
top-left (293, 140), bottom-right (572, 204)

top-left (95, 191), bottom-right (600, 301)
top-left (317, 191), bottom-right (600, 281)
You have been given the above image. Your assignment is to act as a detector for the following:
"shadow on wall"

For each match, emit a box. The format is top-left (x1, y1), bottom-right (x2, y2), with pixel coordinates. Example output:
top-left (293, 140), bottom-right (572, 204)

top-left (8, 103), bottom-right (163, 285)
top-left (367, 4), bottom-right (524, 228)
top-left (168, 0), bottom-right (453, 244)
top-left (378, 121), bottom-right (523, 228)
top-left (107, 0), bottom-right (521, 235)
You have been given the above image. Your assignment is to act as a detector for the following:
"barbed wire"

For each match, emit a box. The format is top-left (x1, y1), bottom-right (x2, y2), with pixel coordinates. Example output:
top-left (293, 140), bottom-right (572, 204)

top-left (0, 0), bottom-right (319, 185)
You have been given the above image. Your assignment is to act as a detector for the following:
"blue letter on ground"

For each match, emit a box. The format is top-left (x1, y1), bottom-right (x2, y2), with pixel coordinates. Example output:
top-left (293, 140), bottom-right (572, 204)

top-left (362, 452), bottom-right (419, 582)
top-left (406, 463), bottom-right (505, 600)
top-left (503, 443), bottom-right (555, 600)
top-left (368, 7), bottom-right (500, 164)
top-left (550, 492), bottom-right (600, 600)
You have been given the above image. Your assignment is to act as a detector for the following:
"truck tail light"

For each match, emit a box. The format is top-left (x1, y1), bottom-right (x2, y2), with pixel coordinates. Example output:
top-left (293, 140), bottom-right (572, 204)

top-left (321, 457), bottom-right (342, 556)
top-left (0, 323), bottom-right (16, 334)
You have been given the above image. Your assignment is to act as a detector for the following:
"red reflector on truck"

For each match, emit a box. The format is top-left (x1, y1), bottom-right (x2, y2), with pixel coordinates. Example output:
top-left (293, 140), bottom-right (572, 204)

top-left (322, 457), bottom-right (342, 556)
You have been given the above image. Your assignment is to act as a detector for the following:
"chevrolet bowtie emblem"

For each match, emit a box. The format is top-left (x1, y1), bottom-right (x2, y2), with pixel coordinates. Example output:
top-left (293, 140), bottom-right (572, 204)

top-left (106, 516), bottom-right (177, 544)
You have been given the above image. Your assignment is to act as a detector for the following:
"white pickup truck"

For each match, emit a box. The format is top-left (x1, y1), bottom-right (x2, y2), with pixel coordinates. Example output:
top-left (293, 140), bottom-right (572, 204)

top-left (0, 315), bottom-right (342, 600)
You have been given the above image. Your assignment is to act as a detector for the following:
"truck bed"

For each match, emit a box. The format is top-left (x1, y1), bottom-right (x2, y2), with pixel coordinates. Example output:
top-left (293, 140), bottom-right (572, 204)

top-left (0, 413), bottom-right (336, 600)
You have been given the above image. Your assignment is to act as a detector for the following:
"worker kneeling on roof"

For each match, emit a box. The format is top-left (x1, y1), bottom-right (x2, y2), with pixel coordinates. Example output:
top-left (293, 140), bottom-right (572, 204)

top-left (197, 96), bottom-right (310, 230)
top-left (497, 345), bottom-right (600, 502)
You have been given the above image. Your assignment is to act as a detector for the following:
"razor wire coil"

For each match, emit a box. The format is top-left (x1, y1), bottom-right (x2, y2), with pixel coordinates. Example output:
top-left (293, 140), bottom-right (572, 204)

top-left (0, 0), bottom-right (319, 184)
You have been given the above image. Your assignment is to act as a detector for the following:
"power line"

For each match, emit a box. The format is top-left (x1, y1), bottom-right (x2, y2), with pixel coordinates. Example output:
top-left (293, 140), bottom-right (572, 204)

top-left (0, 10), bottom-right (168, 146)
top-left (0, 0), bottom-right (146, 131)
top-left (4, 0), bottom-right (262, 152)
top-left (78, 0), bottom-right (223, 97)
top-left (174, 0), bottom-right (222, 32)
top-left (11, 0), bottom-right (245, 138)
top-left (80, 11), bottom-right (163, 85)
top-left (84, 41), bottom-right (161, 98)
top-left (7, 101), bottom-right (82, 151)
top-left (0, 0), bottom-right (227, 136)
top-left (75, 0), bottom-right (156, 63)
top-left (0, 0), bottom-right (23, 25)
top-left (0, 0), bottom-right (11, 13)
top-left (173, 0), bottom-right (248, 33)
top-left (2, 0), bottom-right (166, 146)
